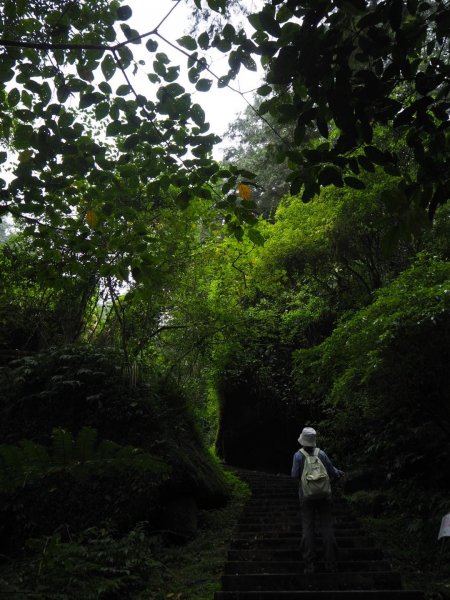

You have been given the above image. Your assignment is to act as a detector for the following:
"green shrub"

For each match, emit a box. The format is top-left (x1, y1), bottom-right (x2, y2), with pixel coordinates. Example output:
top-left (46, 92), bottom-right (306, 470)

top-left (0, 427), bottom-right (170, 494)
top-left (0, 346), bottom-right (229, 552)
top-left (0, 524), bottom-right (161, 599)
top-left (293, 254), bottom-right (450, 496)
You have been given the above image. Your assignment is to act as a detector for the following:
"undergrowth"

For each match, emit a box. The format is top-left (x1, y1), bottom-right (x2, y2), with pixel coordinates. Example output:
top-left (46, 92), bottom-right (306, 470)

top-left (0, 470), bottom-right (250, 600)
top-left (142, 471), bottom-right (250, 600)
top-left (346, 488), bottom-right (450, 600)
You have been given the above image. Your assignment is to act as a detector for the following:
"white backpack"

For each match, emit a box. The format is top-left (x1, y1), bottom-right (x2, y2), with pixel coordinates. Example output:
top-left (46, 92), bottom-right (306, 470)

top-left (300, 448), bottom-right (332, 499)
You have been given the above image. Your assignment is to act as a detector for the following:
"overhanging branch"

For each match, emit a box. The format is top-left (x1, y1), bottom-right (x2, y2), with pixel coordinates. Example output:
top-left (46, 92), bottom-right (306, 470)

top-left (0, 30), bottom-right (157, 52)
top-left (0, 0), bottom-right (183, 53)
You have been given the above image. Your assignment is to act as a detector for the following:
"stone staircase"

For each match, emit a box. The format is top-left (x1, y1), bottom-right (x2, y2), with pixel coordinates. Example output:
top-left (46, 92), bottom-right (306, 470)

top-left (214, 469), bottom-right (424, 599)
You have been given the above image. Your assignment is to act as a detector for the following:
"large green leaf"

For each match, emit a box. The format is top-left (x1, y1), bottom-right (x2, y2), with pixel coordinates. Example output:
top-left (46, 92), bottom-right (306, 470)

top-left (101, 54), bottom-right (116, 81)
top-left (177, 35), bottom-right (197, 51)
top-left (117, 5), bottom-right (132, 20)
top-left (196, 79), bottom-right (213, 92)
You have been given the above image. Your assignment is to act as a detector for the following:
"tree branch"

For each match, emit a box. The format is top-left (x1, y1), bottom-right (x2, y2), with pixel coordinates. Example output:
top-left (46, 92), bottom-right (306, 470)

top-left (0, 0), bottom-right (183, 52)
top-left (156, 32), bottom-right (288, 145)
top-left (0, 38), bottom-right (108, 51)
top-left (106, 276), bottom-right (129, 364)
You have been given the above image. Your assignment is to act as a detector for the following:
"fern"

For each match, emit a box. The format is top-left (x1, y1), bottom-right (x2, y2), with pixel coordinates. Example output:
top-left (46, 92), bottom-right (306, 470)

top-left (0, 428), bottom-right (171, 493)
top-left (20, 439), bottom-right (49, 482)
top-left (52, 428), bottom-right (74, 467)
top-left (97, 439), bottom-right (121, 459)
top-left (75, 427), bottom-right (97, 462)
top-left (0, 445), bottom-right (24, 491)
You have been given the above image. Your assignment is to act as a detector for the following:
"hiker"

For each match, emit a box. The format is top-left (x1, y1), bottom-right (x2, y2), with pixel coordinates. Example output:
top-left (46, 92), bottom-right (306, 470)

top-left (291, 426), bottom-right (344, 574)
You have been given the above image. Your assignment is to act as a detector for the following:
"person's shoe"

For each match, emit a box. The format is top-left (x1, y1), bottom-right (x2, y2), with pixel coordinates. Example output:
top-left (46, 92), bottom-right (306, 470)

top-left (304, 563), bottom-right (315, 574)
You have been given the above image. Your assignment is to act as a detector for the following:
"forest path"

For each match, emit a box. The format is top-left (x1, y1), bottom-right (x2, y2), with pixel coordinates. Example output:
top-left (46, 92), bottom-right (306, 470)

top-left (214, 468), bottom-right (424, 599)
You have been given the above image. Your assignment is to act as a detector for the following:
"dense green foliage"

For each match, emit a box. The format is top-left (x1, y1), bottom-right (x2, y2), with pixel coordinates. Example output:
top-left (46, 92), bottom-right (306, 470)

top-left (0, 472), bottom-right (250, 599)
top-left (194, 0), bottom-right (450, 221)
top-left (1, 0), bottom-right (450, 597)
top-left (0, 345), bottom-right (229, 559)
top-left (222, 101), bottom-right (291, 217)
top-left (294, 253), bottom-right (450, 479)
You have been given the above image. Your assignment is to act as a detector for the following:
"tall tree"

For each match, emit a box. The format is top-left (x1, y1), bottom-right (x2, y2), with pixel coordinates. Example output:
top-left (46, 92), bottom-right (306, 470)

top-left (223, 102), bottom-right (291, 218)
top-left (191, 0), bottom-right (450, 231)
top-left (0, 0), bottom-right (258, 293)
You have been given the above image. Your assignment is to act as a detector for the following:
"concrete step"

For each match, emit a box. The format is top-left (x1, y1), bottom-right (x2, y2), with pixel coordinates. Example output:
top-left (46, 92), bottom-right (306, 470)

top-left (215, 591), bottom-right (425, 599)
top-left (236, 529), bottom-right (364, 538)
top-left (246, 486), bottom-right (298, 490)
top-left (248, 494), bottom-right (347, 502)
top-left (241, 510), bottom-right (301, 516)
top-left (230, 537), bottom-right (375, 550)
top-left (247, 487), bottom-right (297, 492)
top-left (240, 512), bottom-right (353, 521)
top-left (247, 502), bottom-right (350, 512)
top-left (245, 497), bottom-right (344, 502)
top-left (221, 571), bottom-right (403, 591)
top-left (243, 505), bottom-right (351, 513)
top-left (238, 525), bottom-right (360, 532)
top-left (228, 547), bottom-right (384, 562)
top-left (224, 561), bottom-right (393, 575)
top-left (238, 518), bottom-right (360, 527)
top-left (216, 468), bottom-right (424, 600)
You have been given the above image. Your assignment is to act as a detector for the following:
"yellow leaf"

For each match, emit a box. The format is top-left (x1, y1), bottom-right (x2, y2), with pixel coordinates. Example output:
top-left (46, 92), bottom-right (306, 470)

top-left (86, 209), bottom-right (98, 228)
top-left (238, 183), bottom-right (252, 201)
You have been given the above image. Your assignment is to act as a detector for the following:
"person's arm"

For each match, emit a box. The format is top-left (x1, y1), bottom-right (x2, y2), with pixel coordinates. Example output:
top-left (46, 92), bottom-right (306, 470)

top-left (291, 451), bottom-right (303, 479)
top-left (319, 450), bottom-right (344, 480)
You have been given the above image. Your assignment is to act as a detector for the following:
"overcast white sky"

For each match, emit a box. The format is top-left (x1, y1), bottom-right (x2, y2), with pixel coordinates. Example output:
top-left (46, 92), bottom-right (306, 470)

top-left (125, 0), bottom-right (264, 156)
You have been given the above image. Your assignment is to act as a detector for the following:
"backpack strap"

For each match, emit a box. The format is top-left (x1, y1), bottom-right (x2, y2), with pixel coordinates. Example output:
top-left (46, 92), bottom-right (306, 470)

top-left (300, 448), bottom-right (320, 458)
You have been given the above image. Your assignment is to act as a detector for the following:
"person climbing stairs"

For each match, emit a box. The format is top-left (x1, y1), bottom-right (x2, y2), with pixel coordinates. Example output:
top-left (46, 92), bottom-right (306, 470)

top-left (214, 468), bottom-right (424, 599)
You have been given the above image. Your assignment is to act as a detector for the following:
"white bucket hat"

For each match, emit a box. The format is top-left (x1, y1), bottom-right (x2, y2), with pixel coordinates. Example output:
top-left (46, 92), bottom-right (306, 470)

top-left (298, 427), bottom-right (317, 447)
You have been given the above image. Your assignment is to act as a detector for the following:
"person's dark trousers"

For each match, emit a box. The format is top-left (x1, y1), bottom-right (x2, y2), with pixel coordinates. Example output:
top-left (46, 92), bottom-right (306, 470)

top-left (300, 497), bottom-right (338, 571)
